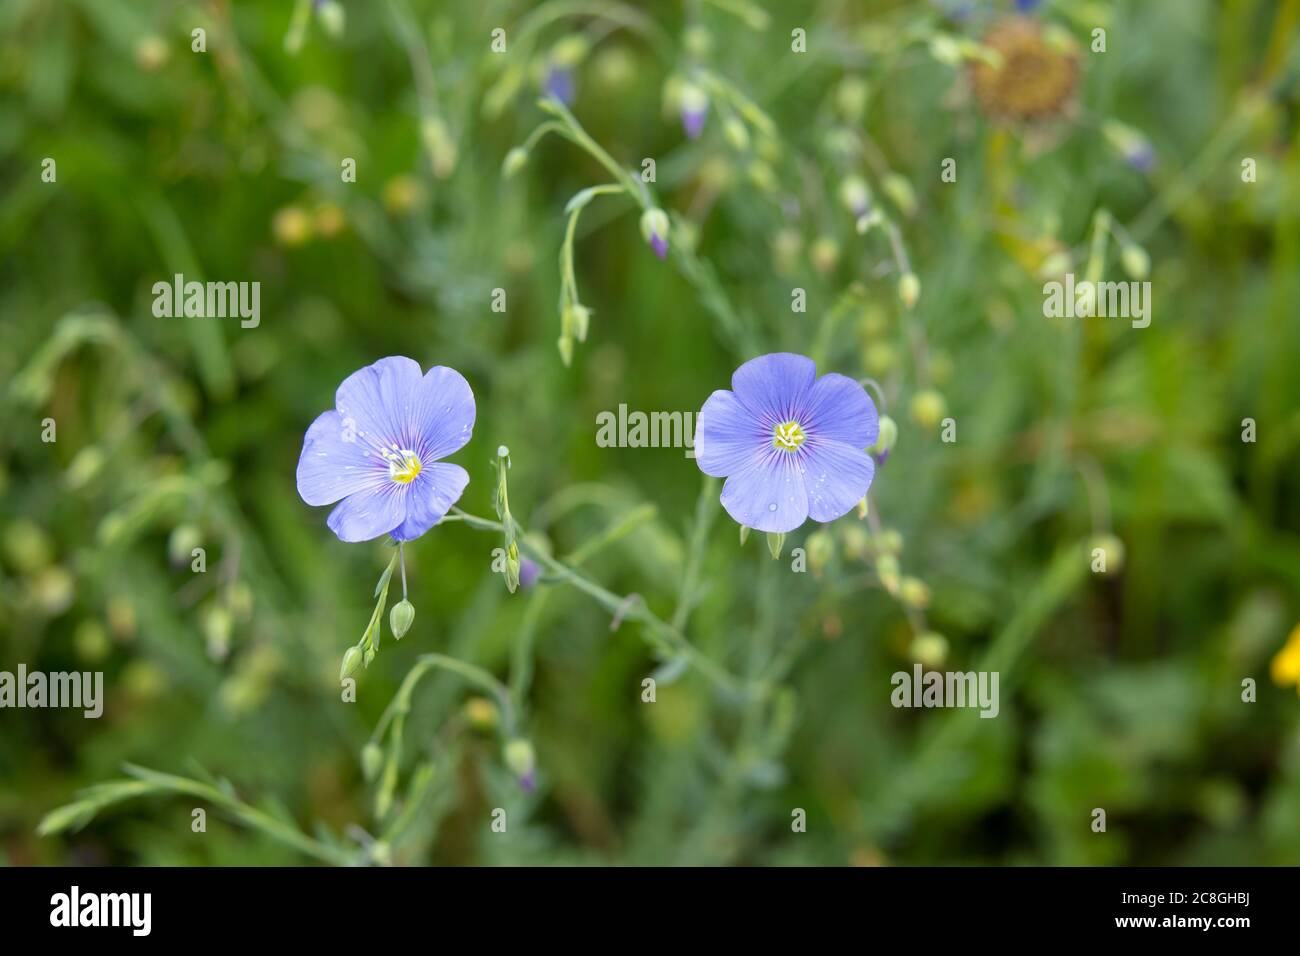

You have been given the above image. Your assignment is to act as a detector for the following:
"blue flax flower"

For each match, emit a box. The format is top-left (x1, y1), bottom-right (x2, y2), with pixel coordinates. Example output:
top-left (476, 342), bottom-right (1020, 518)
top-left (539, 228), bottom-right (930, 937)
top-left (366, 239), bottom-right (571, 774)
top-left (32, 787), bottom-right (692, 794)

top-left (695, 353), bottom-right (879, 534)
top-left (297, 356), bottom-right (475, 542)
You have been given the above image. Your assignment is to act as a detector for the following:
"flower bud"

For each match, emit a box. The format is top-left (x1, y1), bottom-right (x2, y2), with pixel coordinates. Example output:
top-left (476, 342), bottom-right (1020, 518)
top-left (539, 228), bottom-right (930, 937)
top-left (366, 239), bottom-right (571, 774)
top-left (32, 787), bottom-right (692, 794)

top-left (898, 272), bottom-right (921, 310)
top-left (910, 632), bottom-right (948, 668)
top-left (272, 206), bottom-right (313, 246)
top-left (389, 599), bottom-right (414, 640)
top-left (317, 0), bottom-right (346, 38)
top-left (723, 117), bottom-right (749, 151)
top-left (134, 35), bottom-right (169, 72)
top-left (502, 146), bottom-right (528, 178)
top-left (1121, 244), bottom-right (1150, 280)
top-left (909, 389), bottom-right (947, 430)
top-left (882, 173), bottom-right (917, 218)
top-left (876, 553), bottom-right (901, 594)
top-left (680, 83), bottom-right (709, 139)
top-left (504, 738), bottom-right (537, 791)
top-left (339, 645), bottom-right (363, 681)
top-left (168, 524), bottom-right (202, 568)
top-left (421, 116), bottom-right (457, 179)
top-left (841, 524), bottom-right (870, 560)
top-left (464, 696), bottom-right (499, 729)
top-left (875, 528), bottom-right (904, 556)
top-left (361, 742), bottom-right (383, 781)
top-left (899, 576), bottom-right (931, 610)
top-left (640, 208), bottom-right (670, 260)
top-left (810, 236), bottom-right (840, 275)
top-left (1090, 533), bottom-right (1125, 575)
top-left (839, 176), bottom-right (872, 219)
top-left (869, 415), bottom-right (898, 456)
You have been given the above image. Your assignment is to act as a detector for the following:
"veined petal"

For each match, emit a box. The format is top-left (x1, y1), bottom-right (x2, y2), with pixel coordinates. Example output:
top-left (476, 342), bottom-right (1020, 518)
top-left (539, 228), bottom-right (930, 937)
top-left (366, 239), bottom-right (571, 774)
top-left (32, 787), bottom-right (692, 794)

top-left (695, 389), bottom-right (765, 478)
top-left (720, 451), bottom-right (809, 534)
top-left (413, 365), bottom-right (476, 462)
top-left (326, 483), bottom-right (407, 543)
top-left (334, 356), bottom-right (425, 452)
top-left (296, 410), bottom-right (388, 506)
top-left (802, 439), bottom-right (876, 523)
top-left (801, 372), bottom-right (878, 449)
top-left (390, 463), bottom-right (470, 541)
top-left (730, 352), bottom-right (816, 426)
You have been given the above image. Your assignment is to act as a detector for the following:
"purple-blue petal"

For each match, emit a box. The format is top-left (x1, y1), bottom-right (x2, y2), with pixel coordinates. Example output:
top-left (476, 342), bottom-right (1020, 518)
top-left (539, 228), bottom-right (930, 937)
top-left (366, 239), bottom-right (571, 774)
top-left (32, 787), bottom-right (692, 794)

top-left (411, 365), bottom-right (476, 462)
top-left (800, 372), bottom-right (878, 449)
top-left (801, 439), bottom-right (875, 523)
top-left (730, 353), bottom-right (817, 426)
top-left (326, 483), bottom-right (407, 543)
top-left (695, 388), bottom-right (764, 478)
top-left (719, 451), bottom-right (809, 534)
top-left (649, 232), bottom-right (668, 259)
top-left (334, 356), bottom-right (425, 453)
top-left (389, 462), bottom-right (469, 541)
top-left (296, 409), bottom-right (388, 506)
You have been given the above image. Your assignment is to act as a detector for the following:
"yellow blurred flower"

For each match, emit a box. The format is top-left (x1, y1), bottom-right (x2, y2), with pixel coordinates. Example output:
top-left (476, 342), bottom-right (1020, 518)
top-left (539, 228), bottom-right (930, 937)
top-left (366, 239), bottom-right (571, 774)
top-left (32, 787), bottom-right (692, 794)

top-left (1271, 624), bottom-right (1300, 693)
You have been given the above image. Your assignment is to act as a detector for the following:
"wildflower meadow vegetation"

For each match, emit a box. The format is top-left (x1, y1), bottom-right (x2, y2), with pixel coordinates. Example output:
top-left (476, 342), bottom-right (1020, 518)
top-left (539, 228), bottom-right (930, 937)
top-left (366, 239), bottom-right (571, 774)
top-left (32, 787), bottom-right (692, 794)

top-left (2, 0), bottom-right (1300, 868)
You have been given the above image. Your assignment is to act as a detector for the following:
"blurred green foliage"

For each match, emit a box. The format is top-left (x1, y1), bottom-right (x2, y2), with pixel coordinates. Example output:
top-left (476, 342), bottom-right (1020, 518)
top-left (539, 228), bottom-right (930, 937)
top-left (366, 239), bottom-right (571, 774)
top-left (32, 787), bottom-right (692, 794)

top-left (2, 0), bottom-right (1300, 865)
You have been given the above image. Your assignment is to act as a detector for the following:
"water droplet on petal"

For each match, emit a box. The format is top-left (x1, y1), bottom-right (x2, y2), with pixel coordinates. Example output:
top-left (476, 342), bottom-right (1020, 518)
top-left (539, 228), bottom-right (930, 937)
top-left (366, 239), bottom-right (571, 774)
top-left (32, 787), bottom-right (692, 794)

top-left (768, 503), bottom-right (777, 512)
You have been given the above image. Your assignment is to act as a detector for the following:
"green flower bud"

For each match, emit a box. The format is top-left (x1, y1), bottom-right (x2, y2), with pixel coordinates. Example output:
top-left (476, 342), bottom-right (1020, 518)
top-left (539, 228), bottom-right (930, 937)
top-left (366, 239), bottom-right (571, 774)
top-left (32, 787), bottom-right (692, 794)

top-left (875, 528), bottom-right (904, 556)
top-left (876, 554), bottom-right (901, 593)
top-left (502, 146), bottom-right (529, 178)
top-left (810, 236), bottom-right (840, 275)
top-left (168, 524), bottom-right (202, 567)
top-left (723, 116), bottom-right (749, 151)
top-left (869, 415), bottom-right (898, 455)
top-left (1090, 533), bottom-right (1125, 575)
top-left (504, 738), bottom-right (537, 790)
top-left (389, 599), bottom-right (414, 640)
top-left (339, 645), bottom-right (363, 681)
top-left (899, 576), bottom-right (931, 610)
top-left (910, 632), bottom-right (948, 668)
top-left (909, 389), bottom-right (947, 429)
top-left (317, 0), bottom-right (345, 38)
top-left (1121, 244), bottom-right (1150, 280)
top-left (361, 743), bottom-right (383, 781)
top-left (882, 173), bottom-right (917, 218)
top-left (739, 524), bottom-right (751, 546)
top-left (898, 272), bottom-right (921, 310)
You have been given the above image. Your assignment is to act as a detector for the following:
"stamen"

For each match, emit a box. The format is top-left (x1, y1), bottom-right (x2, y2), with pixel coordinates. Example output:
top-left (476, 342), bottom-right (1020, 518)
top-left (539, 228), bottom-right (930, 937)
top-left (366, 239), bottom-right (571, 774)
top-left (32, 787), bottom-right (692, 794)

top-left (773, 420), bottom-right (806, 452)
top-left (386, 448), bottom-right (422, 484)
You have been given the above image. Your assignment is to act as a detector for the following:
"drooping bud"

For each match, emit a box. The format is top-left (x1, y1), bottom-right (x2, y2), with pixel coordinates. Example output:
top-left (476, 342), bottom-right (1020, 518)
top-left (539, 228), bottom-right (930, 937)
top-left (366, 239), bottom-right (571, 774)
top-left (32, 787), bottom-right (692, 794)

top-left (680, 82), bottom-right (709, 139)
top-left (640, 208), bottom-right (670, 260)
top-left (389, 599), bottom-right (414, 640)
top-left (361, 742), bottom-right (383, 781)
top-left (502, 146), bottom-right (528, 178)
top-left (839, 175), bottom-right (872, 220)
top-left (869, 415), bottom-right (898, 461)
top-left (504, 738), bottom-right (537, 791)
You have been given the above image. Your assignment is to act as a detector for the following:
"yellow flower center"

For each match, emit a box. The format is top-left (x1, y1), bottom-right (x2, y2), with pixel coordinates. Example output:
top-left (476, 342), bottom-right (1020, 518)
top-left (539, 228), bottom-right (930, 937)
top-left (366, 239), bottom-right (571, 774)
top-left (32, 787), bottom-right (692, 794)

top-left (384, 448), bottom-right (422, 484)
top-left (773, 420), bottom-right (806, 452)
